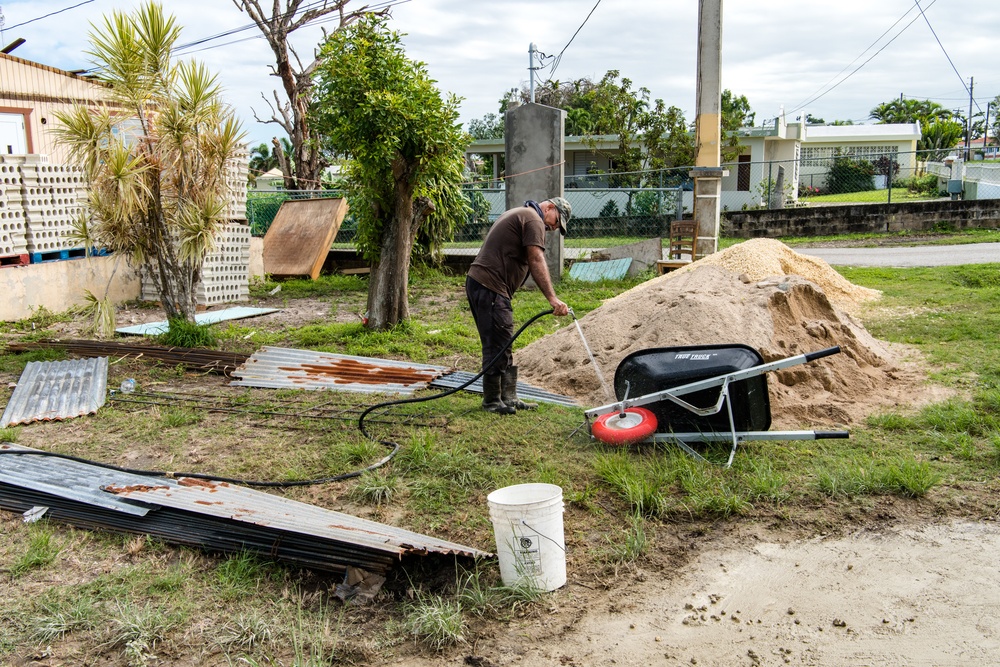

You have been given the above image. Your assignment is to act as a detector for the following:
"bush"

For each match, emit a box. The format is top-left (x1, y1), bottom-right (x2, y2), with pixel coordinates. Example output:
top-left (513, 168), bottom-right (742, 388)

top-left (599, 200), bottom-right (620, 217)
top-left (893, 173), bottom-right (938, 195)
top-left (825, 155), bottom-right (876, 194)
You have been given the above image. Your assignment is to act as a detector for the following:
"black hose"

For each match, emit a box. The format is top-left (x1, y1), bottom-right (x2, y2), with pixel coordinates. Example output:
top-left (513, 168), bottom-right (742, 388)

top-left (0, 309), bottom-right (558, 488)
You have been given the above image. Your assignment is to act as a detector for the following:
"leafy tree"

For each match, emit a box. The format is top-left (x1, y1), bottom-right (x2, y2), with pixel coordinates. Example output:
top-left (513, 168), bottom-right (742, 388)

top-left (586, 71), bottom-right (695, 182)
top-left (311, 16), bottom-right (470, 330)
top-left (53, 2), bottom-right (245, 322)
top-left (921, 119), bottom-right (966, 160)
top-left (467, 113), bottom-right (504, 140)
top-left (721, 89), bottom-right (755, 162)
top-left (233, 0), bottom-right (384, 190)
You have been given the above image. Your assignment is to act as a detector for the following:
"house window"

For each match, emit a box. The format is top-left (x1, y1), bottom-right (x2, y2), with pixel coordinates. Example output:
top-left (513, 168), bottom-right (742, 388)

top-left (802, 145), bottom-right (898, 166)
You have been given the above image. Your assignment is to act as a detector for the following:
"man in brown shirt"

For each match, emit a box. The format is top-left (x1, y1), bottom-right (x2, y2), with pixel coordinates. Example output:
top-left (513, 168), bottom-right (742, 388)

top-left (466, 197), bottom-right (571, 414)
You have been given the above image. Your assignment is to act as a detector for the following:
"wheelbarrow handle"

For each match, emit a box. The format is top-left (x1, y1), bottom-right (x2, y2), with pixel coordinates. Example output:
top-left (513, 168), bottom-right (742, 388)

top-left (814, 430), bottom-right (850, 439)
top-left (804, 346), bottom-right (841, 362)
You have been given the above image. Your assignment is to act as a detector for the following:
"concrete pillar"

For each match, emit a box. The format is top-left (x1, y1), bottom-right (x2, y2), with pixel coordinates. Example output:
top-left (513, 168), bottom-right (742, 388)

top-left (692, 0), bottom-right (724, 256)
top-left (504, 103), bottom-right (566, 282)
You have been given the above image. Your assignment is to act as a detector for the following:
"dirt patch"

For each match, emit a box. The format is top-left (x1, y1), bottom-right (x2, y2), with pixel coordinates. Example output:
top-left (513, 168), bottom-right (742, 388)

top-left (516, 241), bottom-right (943, 427)
top-left (408, 518), bottom-right (1000, 666)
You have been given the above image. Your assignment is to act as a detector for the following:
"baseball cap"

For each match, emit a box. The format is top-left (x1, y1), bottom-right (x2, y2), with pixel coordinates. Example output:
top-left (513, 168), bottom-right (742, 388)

top-left (546, 196), bottom-right (572, 236)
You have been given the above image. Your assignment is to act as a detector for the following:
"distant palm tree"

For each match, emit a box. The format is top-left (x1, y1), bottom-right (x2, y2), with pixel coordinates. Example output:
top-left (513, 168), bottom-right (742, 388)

top-left (247, 137), bottom-right (292, 185)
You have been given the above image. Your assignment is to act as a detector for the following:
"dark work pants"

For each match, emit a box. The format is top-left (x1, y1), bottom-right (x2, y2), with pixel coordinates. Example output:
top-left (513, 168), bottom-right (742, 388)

top-left (465, 276), bottom-right (514, 376)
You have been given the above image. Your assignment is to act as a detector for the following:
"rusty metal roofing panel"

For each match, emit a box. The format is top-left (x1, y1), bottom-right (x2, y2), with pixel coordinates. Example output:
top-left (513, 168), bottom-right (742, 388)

top-left (1, 357), bottom-right (108, 427)
top-left (0, 444), bottom-right (489, 573)
top-left (0, 444), bottom-right (153, 515)
top-left (231, 346), bottom-right (449, 394)
top-left (430, 371), bottom-right (580, 407)
top-left (105, 477), bottom-right (489, 560)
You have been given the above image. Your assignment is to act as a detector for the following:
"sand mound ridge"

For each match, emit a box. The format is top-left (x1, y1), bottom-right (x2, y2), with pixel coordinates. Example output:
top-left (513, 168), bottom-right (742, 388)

top-left (517, 241), bottom-right (931, 428)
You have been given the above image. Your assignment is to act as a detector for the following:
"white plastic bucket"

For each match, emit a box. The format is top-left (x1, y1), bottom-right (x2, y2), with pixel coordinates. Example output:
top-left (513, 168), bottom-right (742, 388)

top-left (486, 483), bottom-right (566, 592)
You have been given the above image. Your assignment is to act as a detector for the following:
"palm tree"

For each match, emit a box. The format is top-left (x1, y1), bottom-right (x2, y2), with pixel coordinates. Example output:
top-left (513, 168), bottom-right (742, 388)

top-left (247, 137), bottom-right (292, 185)
top-left (870, 98), bottom-right (962, 153)
top-left (53, 2), bottom-right (245, 322)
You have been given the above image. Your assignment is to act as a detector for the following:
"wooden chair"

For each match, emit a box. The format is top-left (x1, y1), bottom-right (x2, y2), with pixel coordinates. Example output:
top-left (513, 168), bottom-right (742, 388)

top-left (656, 221), bottom-right (698, 274)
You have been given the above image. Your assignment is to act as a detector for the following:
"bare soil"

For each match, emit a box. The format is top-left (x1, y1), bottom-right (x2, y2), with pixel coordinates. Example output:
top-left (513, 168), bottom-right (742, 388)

top-left (402, 514), bottom-right (1000, 666)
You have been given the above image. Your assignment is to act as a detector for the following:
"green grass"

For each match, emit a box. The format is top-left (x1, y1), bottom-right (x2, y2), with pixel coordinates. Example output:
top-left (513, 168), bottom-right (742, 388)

top-left (4, 258), bottom-right (1000, 663)
top-left (800, 188), bottom-right (938, 204)
top-left (9, 523), bottom-right (61, 578)
top-left (156, 317), bottom-right (218, 348)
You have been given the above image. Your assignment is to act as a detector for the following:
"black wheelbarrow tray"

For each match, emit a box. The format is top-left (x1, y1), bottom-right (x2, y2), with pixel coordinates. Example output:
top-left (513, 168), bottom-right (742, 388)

top-left (583, 344), bottom-right (849, 467)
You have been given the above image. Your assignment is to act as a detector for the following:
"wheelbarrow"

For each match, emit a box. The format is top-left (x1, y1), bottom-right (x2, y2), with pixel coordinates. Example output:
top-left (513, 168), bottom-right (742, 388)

top-left (583, 344), bottom-right (849, 467)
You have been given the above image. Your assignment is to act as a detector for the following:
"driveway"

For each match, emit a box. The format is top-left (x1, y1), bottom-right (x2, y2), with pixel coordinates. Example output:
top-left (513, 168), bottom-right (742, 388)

top-left (797, 242), bottom-right (998, 267)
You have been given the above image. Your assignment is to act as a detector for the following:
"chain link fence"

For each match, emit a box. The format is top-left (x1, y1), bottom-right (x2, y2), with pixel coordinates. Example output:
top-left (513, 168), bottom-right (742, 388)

top-left (246, 189), bottom-right (351, 240)
top-left (247, 152), bottom-right (999, 242)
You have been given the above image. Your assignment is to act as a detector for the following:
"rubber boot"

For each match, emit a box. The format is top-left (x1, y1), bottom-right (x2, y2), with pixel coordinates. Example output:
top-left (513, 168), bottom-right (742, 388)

top-left (501, 366), bottom-right (537, 411)
top-left (482, 373), bottom-right (515, 415)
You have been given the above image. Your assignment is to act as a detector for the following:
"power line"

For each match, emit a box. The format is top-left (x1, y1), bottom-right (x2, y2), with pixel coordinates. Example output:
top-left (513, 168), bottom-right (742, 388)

top-left (789, 0), bottom-right (935, 114)
top-left (543, 0), bottom-right (603, 80)
top-left (913, 0), bottom-right (978, 113)
top-left (5, 0), bottom-right (95, 31)
top-left (789, 1), bottom-right (935, 115)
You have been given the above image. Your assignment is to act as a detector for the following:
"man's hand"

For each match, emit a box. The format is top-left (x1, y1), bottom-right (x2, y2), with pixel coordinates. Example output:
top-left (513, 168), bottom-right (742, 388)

top-left (549, 298), bottom-right (569, 317)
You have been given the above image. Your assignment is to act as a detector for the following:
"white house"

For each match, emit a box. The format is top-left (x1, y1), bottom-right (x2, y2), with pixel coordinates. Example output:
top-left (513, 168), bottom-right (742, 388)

top-left (465, 112), bottom-right (923, 213)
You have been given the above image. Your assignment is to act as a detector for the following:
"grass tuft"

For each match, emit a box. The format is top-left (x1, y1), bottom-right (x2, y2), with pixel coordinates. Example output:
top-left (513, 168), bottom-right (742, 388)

top-left (156, 317), bottom-right (217, 348)
top-left (402, 592), bottom-right (466, 650)
top-left (10, 524), bottom-right (61, 578)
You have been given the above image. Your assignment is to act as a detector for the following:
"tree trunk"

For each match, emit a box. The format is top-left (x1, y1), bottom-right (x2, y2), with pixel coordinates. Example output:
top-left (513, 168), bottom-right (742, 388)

top-left (365, 191), bottom-right (435, 331)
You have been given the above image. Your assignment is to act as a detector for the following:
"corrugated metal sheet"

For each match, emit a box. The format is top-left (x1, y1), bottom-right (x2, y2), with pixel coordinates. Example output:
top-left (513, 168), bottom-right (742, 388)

top-left (116, 307), bottom-right (280, 335)
top-left (568, 258), bottom-right (632, 282)
top-left (1, 357), bottom-right (108, 427)
top-left (431, 371), bottom-right (579, 407)
top-left (0, 444), bottom-right (151, 515)
top-left (105, 477), bottom-right (488, 559)
top-left (0, 444), bottom-right (489, 573)
top-left (231, 347), bottom-right (448, 394)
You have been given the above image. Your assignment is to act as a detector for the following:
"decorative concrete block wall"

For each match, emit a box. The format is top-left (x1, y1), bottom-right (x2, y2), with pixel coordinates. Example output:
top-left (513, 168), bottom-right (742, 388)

top-left (223, 152), bottom-right (249, 222)
top-left (0, 157), bottom-right (27, 257)
top-left (196, 221), bottom-right (251, 305)
top-left (19, 161), bottom-right (87, 255)
top-left (140, 221), bottom-right (251, 307)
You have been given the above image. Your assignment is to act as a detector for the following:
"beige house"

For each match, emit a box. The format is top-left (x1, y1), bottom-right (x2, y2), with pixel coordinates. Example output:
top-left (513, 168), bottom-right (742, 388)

top-left (0, 51), bottom-right (253, 321)
top-left (0, 51), bottom-right (116, 159)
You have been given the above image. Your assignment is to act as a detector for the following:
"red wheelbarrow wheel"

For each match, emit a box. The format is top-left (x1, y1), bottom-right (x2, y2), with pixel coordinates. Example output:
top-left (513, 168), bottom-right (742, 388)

top-left (592, 407), bottom-right (658, 445)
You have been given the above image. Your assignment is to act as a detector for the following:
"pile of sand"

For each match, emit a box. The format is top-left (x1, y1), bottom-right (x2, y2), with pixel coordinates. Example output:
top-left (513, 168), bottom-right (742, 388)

top-left (518, 241), bottom-right (936, 428)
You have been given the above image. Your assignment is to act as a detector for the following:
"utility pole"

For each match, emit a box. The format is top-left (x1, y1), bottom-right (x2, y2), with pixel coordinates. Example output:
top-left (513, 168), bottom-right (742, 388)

top-left (690, 0), bottom-right (726, 258)
top-left (528, 43), bottom-right (537, 104)
top-left (984, 102), bottom-right (992, 156)
top-left (965, 77), bottom-right (974, 161)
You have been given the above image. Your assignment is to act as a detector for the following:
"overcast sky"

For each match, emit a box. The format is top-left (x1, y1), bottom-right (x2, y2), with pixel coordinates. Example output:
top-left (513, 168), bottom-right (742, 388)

top-left (3, 0), bottom-right (998, 147)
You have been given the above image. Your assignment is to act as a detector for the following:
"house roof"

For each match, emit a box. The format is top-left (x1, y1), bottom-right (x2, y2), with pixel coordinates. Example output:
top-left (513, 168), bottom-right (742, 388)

top-left (0, 51), bottom-right (103, 84)
top-left (803, 123), bottom-right (921, 142)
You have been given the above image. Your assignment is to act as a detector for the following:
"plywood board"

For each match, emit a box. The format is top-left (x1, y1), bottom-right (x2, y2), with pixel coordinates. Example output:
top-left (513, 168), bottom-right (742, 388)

top-left (263, 198), bottom-right (348, 279)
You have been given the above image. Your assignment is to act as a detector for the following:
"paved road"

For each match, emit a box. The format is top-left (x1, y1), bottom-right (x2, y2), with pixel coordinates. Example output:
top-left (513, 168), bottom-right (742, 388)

top-left (797, 242), bottom-right (999, 267)
top-left (447, 243), bottom-right (998, 267)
